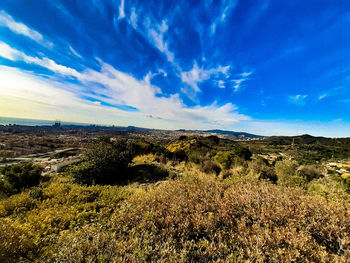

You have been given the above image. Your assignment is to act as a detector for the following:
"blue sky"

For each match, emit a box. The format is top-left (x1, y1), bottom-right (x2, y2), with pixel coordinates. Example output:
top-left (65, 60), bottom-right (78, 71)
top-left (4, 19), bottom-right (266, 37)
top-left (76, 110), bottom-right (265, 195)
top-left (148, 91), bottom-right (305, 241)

top-left (0, 0), bottom-right (349, 137)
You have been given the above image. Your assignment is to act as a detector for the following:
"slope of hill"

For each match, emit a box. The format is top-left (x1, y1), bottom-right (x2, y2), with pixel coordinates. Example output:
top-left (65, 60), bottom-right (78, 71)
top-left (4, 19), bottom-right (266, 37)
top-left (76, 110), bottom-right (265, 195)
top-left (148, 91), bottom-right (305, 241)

top-left (177, 129), bottom-right (263, 139)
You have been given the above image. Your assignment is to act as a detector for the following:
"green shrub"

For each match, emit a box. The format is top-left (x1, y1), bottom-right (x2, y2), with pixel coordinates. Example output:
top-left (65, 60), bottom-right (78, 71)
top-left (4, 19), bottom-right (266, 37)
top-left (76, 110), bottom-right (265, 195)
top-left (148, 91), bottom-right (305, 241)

top-left (214, 151), bottom-right (233, 169)
top-left (0, 162), bottom-right (43, 196)
top-left (249, 157), bottom-right (270, 174)
top-left (0, 218), bottom-right (36, 262)
top-left (275, 159), bottom-right (306, 187)
top-left (69, 138), bottom-right (133, 185)
top-left (275, 159), bottom-right (298, 178)
top-left (29, 187), bottom-right (46, 201)
top-left (308, 177), bottom-right (350, 201)
top-left (187, 150), bottom-right (204, 164)
top-left (231, 145), bottom-right (252, 160)
top-left (297, 165), bottom-right (324, 182)
top-left (0, 182), bottom-right (129, 261)
top-left (0, 192), bottom-right (37, 217)
top-left (214, 147), bottom-right (251, 170)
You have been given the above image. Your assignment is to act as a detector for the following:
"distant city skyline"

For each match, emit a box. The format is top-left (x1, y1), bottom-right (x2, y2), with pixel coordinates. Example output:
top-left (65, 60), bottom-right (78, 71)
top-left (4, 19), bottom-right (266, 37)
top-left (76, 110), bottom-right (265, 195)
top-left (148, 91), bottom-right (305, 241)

top-left (0, 0), bottom-right (349, 137)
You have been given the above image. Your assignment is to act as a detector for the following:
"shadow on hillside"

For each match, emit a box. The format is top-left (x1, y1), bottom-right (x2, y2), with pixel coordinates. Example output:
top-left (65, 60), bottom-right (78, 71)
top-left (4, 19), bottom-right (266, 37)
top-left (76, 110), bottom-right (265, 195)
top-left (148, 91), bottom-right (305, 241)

top-left (128, 164), bottom-right (169, 184)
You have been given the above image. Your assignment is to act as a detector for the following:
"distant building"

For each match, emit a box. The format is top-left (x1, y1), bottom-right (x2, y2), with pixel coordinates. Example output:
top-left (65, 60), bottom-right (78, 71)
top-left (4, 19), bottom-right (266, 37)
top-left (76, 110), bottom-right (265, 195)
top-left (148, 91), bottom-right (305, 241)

top-left (54, 120), bottom-right (61, 127)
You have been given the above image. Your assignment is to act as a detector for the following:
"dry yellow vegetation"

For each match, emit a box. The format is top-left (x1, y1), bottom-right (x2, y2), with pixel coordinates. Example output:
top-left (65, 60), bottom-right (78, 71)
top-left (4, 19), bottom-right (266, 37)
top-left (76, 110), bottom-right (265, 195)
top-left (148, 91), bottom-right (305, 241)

top-left (1, 164), bottom-right (350, 262)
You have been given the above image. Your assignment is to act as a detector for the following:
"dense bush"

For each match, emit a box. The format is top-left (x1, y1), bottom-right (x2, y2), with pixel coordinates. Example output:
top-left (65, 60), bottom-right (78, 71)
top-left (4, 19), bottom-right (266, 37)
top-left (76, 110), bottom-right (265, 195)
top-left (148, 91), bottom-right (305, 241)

top-left (308, 176), bottom-right (350, 201)
top-left (214, 151), bottom-right (233, 169)
top-left (258, 166), bottom-right (278, 183)
top-left (275, 159), bottom-right (298, 178)
top-left (249, 157), bottom-right (277, 183)
top-left (200, 160), bottom-right (221, 176)
top-left (231, 145), bottom-right (252, 160)
top-left (0, 162), bottom-right (43, 196)
top-left (275, 159), bottom-right (306, 187)
top-left (297, 165), bottom-right (324, 182)
top-left (214, 150), bottom-right (248, 169)
top-left (69, 138), bottom-right (133, 185)
top-left (0, 182), bottom-right (128, 261)
top-left (1, 160), bottom-right (350, 262)
top-left (125, 138), bottom-right (155, 156)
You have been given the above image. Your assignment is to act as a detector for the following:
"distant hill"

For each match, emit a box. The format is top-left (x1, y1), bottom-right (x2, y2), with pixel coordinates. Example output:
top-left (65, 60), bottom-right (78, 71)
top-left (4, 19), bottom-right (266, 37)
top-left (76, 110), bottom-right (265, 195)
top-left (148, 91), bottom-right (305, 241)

top-left (264, 134), bottom-right (350, 146)
top-left (177, 129), bottom-right (263, 139)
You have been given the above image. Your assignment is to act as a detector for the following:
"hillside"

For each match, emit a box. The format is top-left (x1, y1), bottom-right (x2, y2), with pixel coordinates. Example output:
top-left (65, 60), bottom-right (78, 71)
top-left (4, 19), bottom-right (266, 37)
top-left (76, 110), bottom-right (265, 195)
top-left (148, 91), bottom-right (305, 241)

top-left (1, 134), bottom-right (350, 262)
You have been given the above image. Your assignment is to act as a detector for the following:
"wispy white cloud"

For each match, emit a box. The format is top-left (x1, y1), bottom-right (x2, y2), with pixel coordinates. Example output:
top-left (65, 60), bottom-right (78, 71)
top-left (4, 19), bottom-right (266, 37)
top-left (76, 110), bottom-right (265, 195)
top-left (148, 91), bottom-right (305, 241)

top-left (0, 41), bottom-right (80, 76)
top-left (181, 62), bottom-right (230, 95)
top-left (230, 71), bottom-right (253, 91)
top-left (218, 80), bottom-right (225, 88)
top-left (240, 71), bottom-right (253, 77)
top-left (210, 0), bottom-right (237, 35)
top-left (68, 46), bottom-right (82, 59)
top-left (232, 118), bottom-right (350, 137)
top-left (318, 94), bottom-right (327, 100)
top-left (129, 8), bottom-right (138, 28)
top-left (118, 0), bottom-right (125, 19)
top-left (0, 11), bottom-right (53, 47)
top-left (232, 79), bottom-right (245, 91)
top-left (77, 62), bottom-right (248, 128)
top-left (333, 118), bottom-right (343, 123)
top-left (0, 65), bottom-right (141, 126)
top-left (144, 19), bottom-right (174, 62)
top-left (0, 47), bottom-right (249, 130)
top-left (0, 41), bottom-right (19, 61)
top-left (289, 94), bottom-right (308, 105)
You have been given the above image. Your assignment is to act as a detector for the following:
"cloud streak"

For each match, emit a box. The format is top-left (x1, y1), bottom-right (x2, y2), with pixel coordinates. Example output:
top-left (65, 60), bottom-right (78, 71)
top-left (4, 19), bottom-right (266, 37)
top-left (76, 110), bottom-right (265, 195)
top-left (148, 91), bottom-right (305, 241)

top-left (230, 71), bottom-right (253, 91)
top-left (118, 0), bottom-right (125, 19)
top-left (0, 10), bottom-right (53, 47)
top-left (0, 41), bottom-right (80, 76)
top-left (210, 0), bottom-right (237, 35)
top-left (288, 94), bottom-right (308, 106)
top-left (144, 19), bottom-right (174, 62)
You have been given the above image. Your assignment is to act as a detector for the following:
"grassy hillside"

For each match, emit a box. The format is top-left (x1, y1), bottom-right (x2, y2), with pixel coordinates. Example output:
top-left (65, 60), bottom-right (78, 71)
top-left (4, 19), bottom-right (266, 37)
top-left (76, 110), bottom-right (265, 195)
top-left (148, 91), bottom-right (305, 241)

top-left (242, 135), bottom-right (350, 164)
top-left (1, 135), bottom-right (350, 262)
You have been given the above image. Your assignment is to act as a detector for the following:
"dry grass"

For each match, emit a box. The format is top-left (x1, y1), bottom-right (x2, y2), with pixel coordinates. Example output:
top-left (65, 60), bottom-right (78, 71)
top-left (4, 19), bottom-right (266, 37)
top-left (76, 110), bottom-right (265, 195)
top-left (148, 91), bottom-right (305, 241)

top-left (1, 154), bottom-right (350, 262)
top-left (41, 173), bottom-right (350, 262)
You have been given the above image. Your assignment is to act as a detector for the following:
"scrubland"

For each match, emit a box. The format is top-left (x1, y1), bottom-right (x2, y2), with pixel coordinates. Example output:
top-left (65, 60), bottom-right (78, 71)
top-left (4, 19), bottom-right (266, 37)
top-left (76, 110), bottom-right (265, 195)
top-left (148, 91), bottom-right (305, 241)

top-left (1, 135), bottom-right (350, 262)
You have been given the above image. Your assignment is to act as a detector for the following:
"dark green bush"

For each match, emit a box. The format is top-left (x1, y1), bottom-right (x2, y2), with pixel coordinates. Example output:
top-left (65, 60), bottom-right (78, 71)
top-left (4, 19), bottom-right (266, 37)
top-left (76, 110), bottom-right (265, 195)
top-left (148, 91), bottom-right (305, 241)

top-left (206, 135), bottom-right (219, 144)
top-left (249, 157), bottom-right (270, 174)
top-left (214, 151), bottom-right (233, 169)
top-left (259, 167), bottom-right (278, 184)
top-left (201, 160), bottom-right (221, 175)
top-left (29, 187), bottom-right (46, 201)
top-left (69, 138), bottom-right (133, 185)
top-left (231, 145), bottom-right (252, 160)
top-left (0, 162), bottom-right (43, 195)
top-left (214, 148), bottom-right (250, 169)
top-left (297, 165), bottom-right (324, 182)
top-left (171, 150), bottom-right (188, 162)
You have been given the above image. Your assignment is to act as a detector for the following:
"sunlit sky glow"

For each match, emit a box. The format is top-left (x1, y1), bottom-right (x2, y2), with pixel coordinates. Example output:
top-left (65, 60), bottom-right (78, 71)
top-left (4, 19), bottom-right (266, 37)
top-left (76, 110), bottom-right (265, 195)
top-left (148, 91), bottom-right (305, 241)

top-left (0, 0), bottom-right (349, 137)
